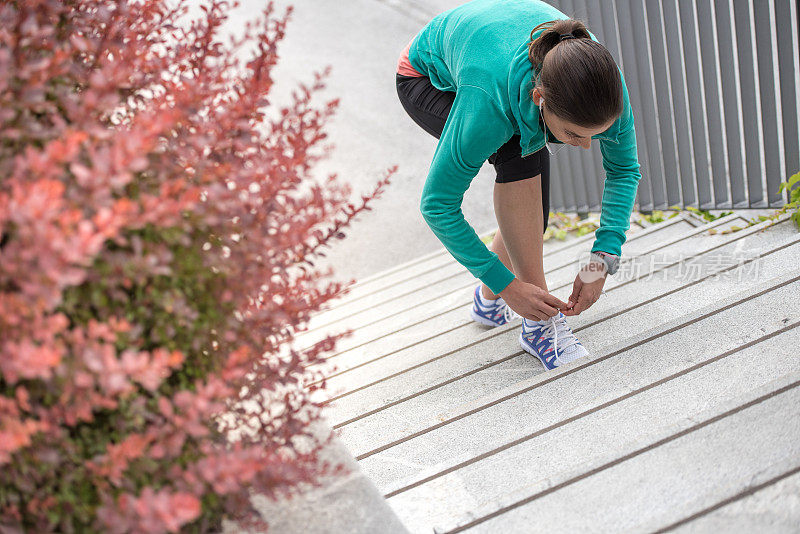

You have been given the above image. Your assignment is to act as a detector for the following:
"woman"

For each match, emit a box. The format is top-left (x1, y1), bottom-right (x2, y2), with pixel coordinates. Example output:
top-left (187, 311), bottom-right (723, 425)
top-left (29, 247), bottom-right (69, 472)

top-left (395, 0), bottom-right (641, 370)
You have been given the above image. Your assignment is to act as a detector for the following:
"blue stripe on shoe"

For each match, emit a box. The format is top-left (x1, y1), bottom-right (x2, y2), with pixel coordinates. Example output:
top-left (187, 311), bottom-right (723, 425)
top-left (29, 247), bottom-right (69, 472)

top-left (471, 285), bottom-right (513, 327)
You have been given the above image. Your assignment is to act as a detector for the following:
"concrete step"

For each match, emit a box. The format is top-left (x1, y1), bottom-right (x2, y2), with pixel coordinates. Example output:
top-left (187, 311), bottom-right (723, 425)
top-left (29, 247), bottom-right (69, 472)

top-left (300, 215), bottom-right (698, 340)
top-left (322, 227), bottom-right (601, 306)
top-left (329, 264), bottom-right (799, 465)
top-left (448, 370), bottom-right (800, 533)
top-left (223, 418), bottom-right (410, 534)
top-left (306, 215), bottom-right (788, 399)
top-left (339, 229), bottom-right (495, 290)
top-left (668, 466), bottom-right (800, 533)
top-left (286, 204), bottom-right (797, 533)
top-left (299, 213), bottom-right (744, 359)
top-left (372, 285), bottom-right (799, 530)
top-left (310, 218), bottom-right (649, 320)
top-left (314, 219), bottom-right (799, 429)
top-left (299, 215), bottom-right (704, 342)
top-left (284, 208), bottom-right (797, 533)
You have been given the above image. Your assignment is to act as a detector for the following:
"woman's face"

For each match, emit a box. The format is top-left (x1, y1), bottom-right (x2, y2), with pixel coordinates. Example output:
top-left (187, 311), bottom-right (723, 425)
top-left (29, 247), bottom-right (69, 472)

top-left (532, 87), bottom-right (616, 150)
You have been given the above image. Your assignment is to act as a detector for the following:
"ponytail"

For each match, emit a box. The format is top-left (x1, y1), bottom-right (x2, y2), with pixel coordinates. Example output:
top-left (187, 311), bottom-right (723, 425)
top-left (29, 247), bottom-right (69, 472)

top-left (528, 19), bottom-right (591, 68)
top-left (527, 18), bottom-right (622, 128)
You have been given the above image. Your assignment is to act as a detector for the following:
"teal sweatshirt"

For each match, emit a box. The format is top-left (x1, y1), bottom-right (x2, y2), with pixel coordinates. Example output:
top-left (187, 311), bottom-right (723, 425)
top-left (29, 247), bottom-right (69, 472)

top-left (408, 0), bottom-right (642, 295)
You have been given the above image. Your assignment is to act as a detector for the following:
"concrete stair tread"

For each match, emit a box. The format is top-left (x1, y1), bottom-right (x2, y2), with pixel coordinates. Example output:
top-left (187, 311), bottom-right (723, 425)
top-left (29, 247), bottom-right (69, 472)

top-left (311, 216), bottom-right (651, 316)
top-left (379, 317), bottom-right (799, 531)
top-left (331, 269), bottom-right (798, 461)
top-left (300, 213), bottom-right (724, 339)
top-left (451, 373), bottom-right (800, 533)
top-left (319, 243), bottom-right (798, 448)
top-left (223, 418), bottom-right (409, 534)
top-left (301, 212), bottom-right (750, 366)
top-left (301, 210), bottom-right (799, 533)
top-left (308, 216), bottom-right (796, 405)
top-left (668, 467), bottom-right (800, 533)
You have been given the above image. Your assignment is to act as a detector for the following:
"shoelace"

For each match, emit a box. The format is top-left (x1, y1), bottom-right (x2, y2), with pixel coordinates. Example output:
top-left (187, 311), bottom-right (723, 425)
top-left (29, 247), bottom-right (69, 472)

top-left (502, 303), bottom-right (520, 323)
top-left (527, 314), bottom-right (580, 366)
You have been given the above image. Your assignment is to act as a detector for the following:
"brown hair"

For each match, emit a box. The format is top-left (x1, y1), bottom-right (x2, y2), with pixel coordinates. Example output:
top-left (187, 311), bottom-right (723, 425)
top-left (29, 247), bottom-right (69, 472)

top-left (528, 19), bottom-right (622, 128)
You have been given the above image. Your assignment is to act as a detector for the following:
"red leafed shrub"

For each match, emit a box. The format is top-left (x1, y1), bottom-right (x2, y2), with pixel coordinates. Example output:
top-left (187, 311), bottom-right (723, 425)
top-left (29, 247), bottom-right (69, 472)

top-left (0, 0), bottom-right (393, 531)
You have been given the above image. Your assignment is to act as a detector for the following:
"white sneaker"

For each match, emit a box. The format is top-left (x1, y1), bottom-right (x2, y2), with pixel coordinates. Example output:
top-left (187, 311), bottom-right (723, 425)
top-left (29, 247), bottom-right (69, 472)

top-left (468, 285), bottom-right (519, 327)
top-left (519, 312), bottom-right (589, 370)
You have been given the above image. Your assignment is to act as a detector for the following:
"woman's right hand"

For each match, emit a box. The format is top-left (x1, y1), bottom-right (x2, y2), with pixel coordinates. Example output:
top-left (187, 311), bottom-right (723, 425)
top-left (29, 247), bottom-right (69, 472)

top-left (499, 278), bottom-right (567, 321)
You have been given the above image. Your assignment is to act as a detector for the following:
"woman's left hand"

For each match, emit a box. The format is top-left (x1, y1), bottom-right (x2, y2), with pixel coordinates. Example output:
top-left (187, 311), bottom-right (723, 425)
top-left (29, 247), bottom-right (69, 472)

top-left (562, 262), bottom-right (607, 316)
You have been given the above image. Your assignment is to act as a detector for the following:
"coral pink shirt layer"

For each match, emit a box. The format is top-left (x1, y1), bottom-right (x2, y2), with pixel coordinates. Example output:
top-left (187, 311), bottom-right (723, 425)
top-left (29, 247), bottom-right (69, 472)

top-left (397, 40), bottom-right (424, 77)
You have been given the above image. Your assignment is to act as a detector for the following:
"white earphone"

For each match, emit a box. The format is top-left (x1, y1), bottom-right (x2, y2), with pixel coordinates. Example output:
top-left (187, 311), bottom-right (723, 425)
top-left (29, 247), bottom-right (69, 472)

top-left (538, 99), bottom-right (565, 156)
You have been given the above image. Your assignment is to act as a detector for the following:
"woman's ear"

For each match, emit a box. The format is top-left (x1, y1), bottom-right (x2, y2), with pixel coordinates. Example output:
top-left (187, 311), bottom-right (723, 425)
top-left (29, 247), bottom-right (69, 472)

top-left (531, 86), bottom-right (544, 107)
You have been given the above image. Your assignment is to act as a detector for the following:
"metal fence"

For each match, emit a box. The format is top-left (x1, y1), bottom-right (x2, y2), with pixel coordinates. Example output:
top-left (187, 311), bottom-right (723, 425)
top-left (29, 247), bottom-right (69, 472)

top-left (547, 0), bottom-right (800, 211)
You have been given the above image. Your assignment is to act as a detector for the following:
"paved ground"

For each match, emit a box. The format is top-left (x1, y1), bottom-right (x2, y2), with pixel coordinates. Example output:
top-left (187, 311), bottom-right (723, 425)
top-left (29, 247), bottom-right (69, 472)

top-left (221, 0), bottom-right (497, 284)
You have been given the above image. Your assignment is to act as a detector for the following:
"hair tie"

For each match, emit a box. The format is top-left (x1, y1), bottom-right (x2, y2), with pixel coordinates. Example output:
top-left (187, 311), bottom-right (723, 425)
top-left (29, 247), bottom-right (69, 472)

top-left (559, 33), bottom-right (577, 41)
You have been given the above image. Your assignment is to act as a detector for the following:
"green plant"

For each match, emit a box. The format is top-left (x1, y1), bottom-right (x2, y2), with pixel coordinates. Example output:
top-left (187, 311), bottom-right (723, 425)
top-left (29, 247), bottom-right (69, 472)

top-left (685, 206), bottom-right (733, 222)
top-left (542, 211), bottom-right (600, 242)
top-left (639, 210), bottom-right (665, 224)
top-left (777, 171), bottom-right (800, 228)
top-left (636, 208), bottom-right (681, 225)
top-left (708, 171), bottom-right (800, 235)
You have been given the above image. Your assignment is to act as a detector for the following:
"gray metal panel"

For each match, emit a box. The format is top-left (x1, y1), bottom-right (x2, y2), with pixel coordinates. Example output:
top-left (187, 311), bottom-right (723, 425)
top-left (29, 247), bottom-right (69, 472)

top-left (697, 0), bottom-right (733, 208)
top-left (557, 0), bottom-right (584, 211)
top-left (733, 0), bottom-right (767, 207)
top-left (594, 0), bottom-right (627, 211)
top-left (549, 148), bottom-right (566, 215)
top-left (566, 0), bottom-right (599, 213)
top-left (556, 0), bottom-right (584, 213)
top-left (550, 0), bottom-right (631, 213)
top-left (754, 0), bottom-right (786, 207)
top-left (776, 0), bottom-right (800, 193)
top-left (680, 0), bottom-right (715, 209)
top-left (615, 0), bottom-right (655, 211)
top-left (662, 1), bottom-right (699, 208)
top-left (577, 151), bottom-right (595, 213)
top-left (645, 0), bottom-right (681, 207)
top-left (584, 0), bottom-right (618, 211)
top-left (715, 0), bottom-right (749, 207)
top-left (631, 0), bottom-right (668, 209)
top-left (584, 0), bottom-right (609, 211)
top-left (558, 147), bottom-right (579, 213)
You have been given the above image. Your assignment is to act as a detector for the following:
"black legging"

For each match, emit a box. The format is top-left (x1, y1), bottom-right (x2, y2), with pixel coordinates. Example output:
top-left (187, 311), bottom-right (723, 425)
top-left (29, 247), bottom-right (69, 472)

top-left (395, 73), bottom-right (550, 231)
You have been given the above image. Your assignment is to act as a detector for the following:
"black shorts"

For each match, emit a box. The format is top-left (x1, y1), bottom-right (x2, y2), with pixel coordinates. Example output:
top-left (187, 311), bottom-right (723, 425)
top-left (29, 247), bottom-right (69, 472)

top-left (396, 73), bottom-right (550, 227)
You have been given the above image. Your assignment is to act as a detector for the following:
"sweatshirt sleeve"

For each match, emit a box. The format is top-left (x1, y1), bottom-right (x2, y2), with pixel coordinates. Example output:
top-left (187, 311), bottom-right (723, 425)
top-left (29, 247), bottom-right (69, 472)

top-left (591, 78), bottom-right (642, 257)
top-left (419, 85), bottom-right (516, 295)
